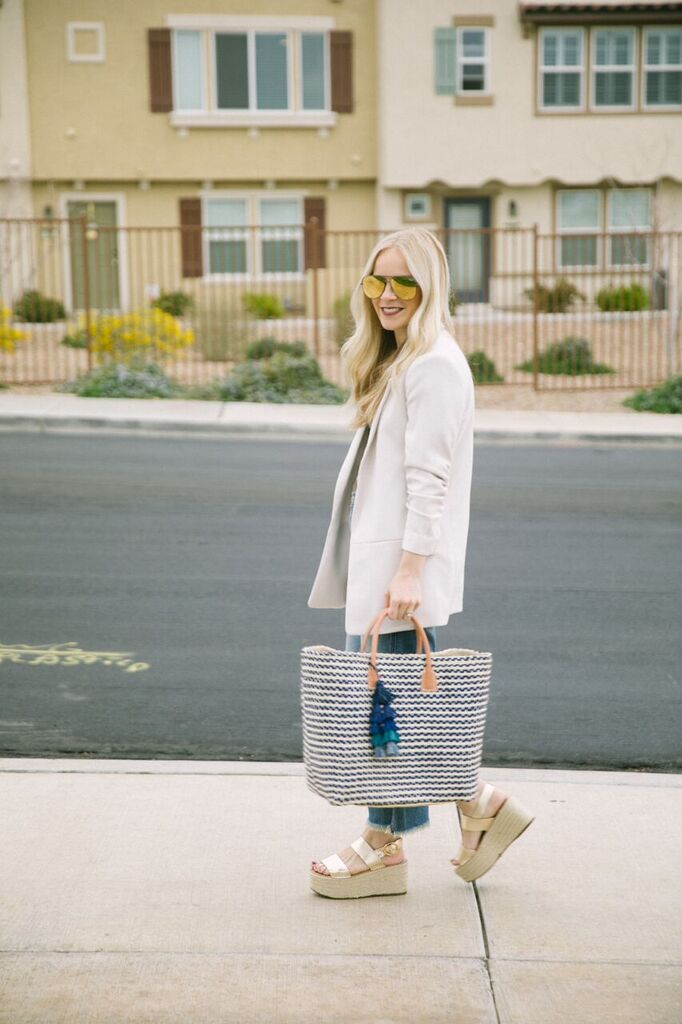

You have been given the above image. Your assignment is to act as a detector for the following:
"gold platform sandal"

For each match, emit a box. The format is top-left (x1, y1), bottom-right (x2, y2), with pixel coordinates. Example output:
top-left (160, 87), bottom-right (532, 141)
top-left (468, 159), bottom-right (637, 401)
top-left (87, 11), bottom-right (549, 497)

top-left (310, 836), bottom-right (408, 899)
top-left (452, 782), bottom-right (535, 883)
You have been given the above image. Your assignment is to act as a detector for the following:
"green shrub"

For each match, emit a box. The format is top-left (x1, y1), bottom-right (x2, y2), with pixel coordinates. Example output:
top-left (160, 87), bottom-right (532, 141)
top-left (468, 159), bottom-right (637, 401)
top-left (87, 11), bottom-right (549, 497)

top-left (242, 292), bottom-right (285, 319)
top-left (467, 350), bottom-right (504, 384)
top-left (60, 328), bottom-right (88, 349)
top-left (448, 288), bottom-right (460, 316)
top-left (152, 290), bottom-right (195, 317)
top-left (333, 290), bottom-right (354, 347)
top-left (13, 289), bottom-right (66, 323)
top-left (623, 375), bottom-right (682, 414)
top-left (516, 335), bottom-right (615, 376)
top-left (245, 338), bottom-right (308, 360)
top-left (596, 282), bottom-right (650, 312)
top-left (211, 351), bottom-right (348, 404)
top-left (57, 357), bottom-right (186, 398)
top-left (524, 277), bottom-right (585, 313)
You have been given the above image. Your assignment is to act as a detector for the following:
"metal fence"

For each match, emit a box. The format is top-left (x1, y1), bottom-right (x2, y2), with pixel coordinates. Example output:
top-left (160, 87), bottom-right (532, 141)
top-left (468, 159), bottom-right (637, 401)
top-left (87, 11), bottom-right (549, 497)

top-left (0, 214), bottom-right (679, 392)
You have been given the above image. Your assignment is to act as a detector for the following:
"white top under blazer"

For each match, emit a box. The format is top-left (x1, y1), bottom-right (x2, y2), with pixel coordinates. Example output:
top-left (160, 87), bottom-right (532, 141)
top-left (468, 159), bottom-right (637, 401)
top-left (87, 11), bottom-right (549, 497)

top-left (307, 326), bottom-right (475, 636)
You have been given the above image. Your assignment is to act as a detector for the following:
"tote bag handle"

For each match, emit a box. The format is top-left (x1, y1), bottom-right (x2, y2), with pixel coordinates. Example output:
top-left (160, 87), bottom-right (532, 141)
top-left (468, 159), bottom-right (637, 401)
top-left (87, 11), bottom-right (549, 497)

top-left (362, 609), bottom-right (439, 694)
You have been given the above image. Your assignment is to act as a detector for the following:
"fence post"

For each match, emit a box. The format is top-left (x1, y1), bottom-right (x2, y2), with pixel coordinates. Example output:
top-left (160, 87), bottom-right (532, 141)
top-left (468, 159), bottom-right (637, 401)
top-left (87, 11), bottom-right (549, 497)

top-left (532, 223), bottom-right (539, 391)
top-left (80, 213), bottom-right (93, 371)
top-left (668, 233), bottom-right (680, 378)
top-left (310, 215), bottom-right (320, 360)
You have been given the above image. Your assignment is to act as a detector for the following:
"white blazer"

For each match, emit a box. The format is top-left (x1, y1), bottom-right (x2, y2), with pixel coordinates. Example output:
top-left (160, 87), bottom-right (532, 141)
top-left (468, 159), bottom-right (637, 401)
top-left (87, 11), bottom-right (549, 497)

top-left (307, 327), bottom-right (475, 636)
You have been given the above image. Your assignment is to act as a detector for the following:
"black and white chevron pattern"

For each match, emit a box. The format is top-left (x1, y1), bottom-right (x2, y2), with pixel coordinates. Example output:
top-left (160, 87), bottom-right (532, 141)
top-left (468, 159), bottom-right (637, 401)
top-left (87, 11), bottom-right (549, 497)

top-left (300, 646), bottom-right (492, 806)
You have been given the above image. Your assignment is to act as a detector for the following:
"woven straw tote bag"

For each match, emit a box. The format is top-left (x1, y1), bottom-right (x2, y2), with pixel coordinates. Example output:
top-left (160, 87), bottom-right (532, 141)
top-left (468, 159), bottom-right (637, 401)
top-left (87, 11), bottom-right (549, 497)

top-left (300, 609), bottom-right (492, 807)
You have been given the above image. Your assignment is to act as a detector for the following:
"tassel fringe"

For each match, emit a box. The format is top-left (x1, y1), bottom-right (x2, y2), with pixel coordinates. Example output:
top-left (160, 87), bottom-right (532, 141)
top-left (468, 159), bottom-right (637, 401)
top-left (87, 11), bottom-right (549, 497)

top-left (369, 676), bottom-right (402, 758)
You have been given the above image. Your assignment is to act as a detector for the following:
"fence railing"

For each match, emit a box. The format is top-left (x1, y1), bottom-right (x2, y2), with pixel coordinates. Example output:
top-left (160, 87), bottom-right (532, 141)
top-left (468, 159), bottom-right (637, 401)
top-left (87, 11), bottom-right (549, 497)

top-left (0, 215), bottom-right (679, 392)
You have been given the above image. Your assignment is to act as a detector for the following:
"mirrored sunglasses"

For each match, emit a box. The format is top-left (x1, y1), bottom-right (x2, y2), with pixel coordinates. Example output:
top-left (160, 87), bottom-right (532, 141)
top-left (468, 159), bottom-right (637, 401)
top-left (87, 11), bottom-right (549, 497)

top-left (361, 274), bottom-right (420, 301)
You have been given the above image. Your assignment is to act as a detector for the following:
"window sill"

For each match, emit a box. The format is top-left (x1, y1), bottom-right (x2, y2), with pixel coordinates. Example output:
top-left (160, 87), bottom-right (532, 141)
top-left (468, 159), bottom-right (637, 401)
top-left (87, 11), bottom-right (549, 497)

top-left (169, 111), bottom-right (338, 129)
top-left (454, 94), bottom-right (494, 106)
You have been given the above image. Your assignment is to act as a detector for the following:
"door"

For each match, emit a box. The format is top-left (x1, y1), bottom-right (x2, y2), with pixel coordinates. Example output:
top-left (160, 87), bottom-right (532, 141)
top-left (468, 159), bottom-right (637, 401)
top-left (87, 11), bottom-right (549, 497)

top-left (444, 198), bottom-right (491, 303)
top-left (67, 200), bottom-right (120, 311)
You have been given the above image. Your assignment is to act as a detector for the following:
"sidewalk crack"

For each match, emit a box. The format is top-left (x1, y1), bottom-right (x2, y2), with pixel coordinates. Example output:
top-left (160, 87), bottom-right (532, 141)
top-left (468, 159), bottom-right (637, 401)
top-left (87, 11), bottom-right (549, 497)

top-left (473, 881), bottom-right (501, 1024)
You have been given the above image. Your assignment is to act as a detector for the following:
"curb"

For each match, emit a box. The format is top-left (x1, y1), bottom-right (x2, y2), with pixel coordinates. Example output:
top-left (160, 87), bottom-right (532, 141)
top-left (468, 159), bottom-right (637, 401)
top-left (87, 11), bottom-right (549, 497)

top-left (1, 413), bottom-right (682, 445)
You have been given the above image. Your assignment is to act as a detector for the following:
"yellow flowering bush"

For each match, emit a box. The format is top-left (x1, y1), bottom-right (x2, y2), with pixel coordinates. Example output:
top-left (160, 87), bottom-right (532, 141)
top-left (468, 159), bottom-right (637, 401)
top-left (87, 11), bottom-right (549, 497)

top-left (75, 307), bottom-right (195, 363)
top-left (0, 306), bottom-right (28, 353)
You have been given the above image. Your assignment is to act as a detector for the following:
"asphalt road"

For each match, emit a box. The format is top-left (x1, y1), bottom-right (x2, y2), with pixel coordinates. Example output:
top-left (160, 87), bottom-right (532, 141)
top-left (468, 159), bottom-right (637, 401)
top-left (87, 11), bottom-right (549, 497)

top-left (1, 431), bottom-right (680, 770)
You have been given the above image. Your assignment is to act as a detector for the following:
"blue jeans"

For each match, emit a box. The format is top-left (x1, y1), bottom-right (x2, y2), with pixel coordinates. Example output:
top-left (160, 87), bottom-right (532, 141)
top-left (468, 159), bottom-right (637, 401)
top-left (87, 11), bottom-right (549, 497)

top-left (345, 623), bottom-right (438, 837)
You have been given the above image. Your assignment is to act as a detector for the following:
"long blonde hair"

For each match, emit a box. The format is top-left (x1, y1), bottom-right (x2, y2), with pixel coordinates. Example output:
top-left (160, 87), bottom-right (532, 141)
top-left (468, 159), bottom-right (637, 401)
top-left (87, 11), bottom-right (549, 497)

top-left (340, 226), bottom-right (455, 429)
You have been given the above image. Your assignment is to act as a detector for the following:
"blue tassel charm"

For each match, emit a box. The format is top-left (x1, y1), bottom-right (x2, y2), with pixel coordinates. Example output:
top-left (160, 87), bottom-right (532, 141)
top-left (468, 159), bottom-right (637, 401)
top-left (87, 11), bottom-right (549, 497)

top-left (369, 676), bottom-right (401, 757)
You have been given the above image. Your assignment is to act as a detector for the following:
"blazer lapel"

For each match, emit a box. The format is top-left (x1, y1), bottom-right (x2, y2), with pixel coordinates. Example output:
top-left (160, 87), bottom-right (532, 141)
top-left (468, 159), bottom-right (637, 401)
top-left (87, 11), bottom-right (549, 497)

top-left (363, 379), bottom-right (393, 458)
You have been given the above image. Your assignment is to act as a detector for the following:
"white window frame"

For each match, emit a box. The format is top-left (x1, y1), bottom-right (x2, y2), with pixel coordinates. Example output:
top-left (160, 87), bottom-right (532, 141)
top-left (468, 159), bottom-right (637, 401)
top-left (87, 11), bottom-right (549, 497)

top-left (298, 31), bottom-right (330, 111)
top-left (202, 192), bottom-right (305, 281)
top-left (167, 16), bottom-right (336, 128)
top-left (556, 188), bottom-right (602, 270)
top-left (538, 27), bottom-right (586, 113)
top-left (642, 26), bottom-right (682, 110)
top-left (590, 26), bottom-right (638, 112)
top-left (66, 21), bottom-right (106, 63)
top-left (606, 187), bottom-right (653, 270)
top-left (172, 29), bottom-right (208, 112)
top-left (455, 26), bottom-right (491, 95)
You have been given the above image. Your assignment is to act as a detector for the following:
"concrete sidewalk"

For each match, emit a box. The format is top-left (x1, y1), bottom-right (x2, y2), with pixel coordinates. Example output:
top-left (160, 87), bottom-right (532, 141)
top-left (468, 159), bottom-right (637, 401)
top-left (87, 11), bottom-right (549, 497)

top-left (0, 758), bottom-right (679, 1024)
top-left (0, 391), bottom-right (681, 444)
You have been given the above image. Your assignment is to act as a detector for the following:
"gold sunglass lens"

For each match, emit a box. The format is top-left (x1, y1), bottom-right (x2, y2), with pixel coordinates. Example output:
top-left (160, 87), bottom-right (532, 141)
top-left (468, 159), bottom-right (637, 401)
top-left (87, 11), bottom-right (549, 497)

top-left (392, 276), bottom-right (418, 300)
top-left (362, 275), bottom-right (385, 298)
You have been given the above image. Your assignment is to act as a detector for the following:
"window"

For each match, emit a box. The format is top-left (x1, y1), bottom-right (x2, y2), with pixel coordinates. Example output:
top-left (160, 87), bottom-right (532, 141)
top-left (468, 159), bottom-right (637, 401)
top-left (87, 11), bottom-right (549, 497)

top-left (540, 28), bottom-right (585, 109)
top-left (214, 31), bottom-right (291, 110)
top-left (556, 188), bottom-right (653, 269)
top-left (557, 190), bottom-right (601, 267)
top-left (538, 23), bottom-right (682, 113)
top-left (592, 28), bottom-right (637, 109)
top-left (300, 32), bottom-right (328, 109)
top-left (644, 27), bottom-right (682, 108)
top-left (205, 199), bottom-right (249, 274)
top-left (173, 30), bottom-right (204, 110)
top-left (259, 198), bottom-right (302, 273)
top-left (434, 25), bottom-right (491, 95)
top-left (171, 27), bottom-right (330, 117)
top-left (204, 195), bottom-right (303, 277)
top-left (608, 188), bottom-right (651, 267)
top-left (456, 27), bottom-right (490, 93)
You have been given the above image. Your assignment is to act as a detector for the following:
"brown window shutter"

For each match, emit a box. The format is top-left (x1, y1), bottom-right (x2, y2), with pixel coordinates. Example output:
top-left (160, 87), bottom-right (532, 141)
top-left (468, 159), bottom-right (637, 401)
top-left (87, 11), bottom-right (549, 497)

top-left (148, 28), bottom-right (173, 112)
top-left (304, 197), bottom-right (326, 270)
top-left (179, 198), bottom-right (203, 278)
top-left (330, 31), bottom-right (353, 113)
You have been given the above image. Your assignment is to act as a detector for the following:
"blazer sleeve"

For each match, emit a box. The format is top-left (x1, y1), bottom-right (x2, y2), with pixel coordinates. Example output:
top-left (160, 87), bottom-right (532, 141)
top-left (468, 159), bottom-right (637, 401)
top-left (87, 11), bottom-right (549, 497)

top-left (401, 354), bottom-right (466, 557)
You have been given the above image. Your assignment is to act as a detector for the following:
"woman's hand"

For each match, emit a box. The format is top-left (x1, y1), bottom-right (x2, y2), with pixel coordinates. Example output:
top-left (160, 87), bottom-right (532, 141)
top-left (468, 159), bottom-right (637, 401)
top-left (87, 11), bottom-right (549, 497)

top-left (385, 550), bottom-right (427, 619)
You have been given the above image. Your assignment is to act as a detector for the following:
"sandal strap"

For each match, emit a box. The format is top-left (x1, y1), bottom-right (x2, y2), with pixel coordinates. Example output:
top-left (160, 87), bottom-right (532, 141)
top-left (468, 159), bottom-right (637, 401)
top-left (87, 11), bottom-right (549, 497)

top-left (460, 813), bottom-right (495, 832)
top-left (351, 835), bottom-right (402, 869)
top-left (320, 853), bottom-right (351, 877)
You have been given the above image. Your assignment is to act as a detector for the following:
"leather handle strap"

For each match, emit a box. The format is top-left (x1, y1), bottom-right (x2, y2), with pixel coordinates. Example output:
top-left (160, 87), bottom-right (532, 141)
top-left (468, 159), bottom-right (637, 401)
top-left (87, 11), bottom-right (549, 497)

top-left (361, 609), bottom-right (439, 693)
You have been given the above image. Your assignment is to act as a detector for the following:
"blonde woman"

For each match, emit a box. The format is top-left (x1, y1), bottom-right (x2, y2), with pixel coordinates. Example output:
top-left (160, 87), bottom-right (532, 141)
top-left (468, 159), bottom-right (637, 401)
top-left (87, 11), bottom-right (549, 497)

top-left (307, 226), bottom-right (534, 899)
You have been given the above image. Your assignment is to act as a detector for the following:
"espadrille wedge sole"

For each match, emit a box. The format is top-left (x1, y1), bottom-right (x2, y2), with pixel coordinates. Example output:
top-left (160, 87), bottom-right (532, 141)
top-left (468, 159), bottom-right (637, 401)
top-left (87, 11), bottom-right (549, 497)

top-left (310, 836), bottom-right (408, 899)
top-left (453, 783), bottom-right (535, 883)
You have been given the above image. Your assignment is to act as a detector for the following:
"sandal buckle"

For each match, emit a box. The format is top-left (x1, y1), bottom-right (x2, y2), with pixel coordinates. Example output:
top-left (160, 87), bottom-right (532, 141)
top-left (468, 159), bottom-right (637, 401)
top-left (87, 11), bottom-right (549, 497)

top-left (380, 839), bottom-right (401, 857)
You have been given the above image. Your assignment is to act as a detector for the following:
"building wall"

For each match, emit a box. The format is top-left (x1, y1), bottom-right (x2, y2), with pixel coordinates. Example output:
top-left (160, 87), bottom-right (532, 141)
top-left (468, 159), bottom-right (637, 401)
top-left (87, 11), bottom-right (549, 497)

top-left (24, 0), bottom-right (377, 185)
top-left (0, 0), bottom-right (33, 217)
top-left (378, 0), bottom-right (682, 191)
